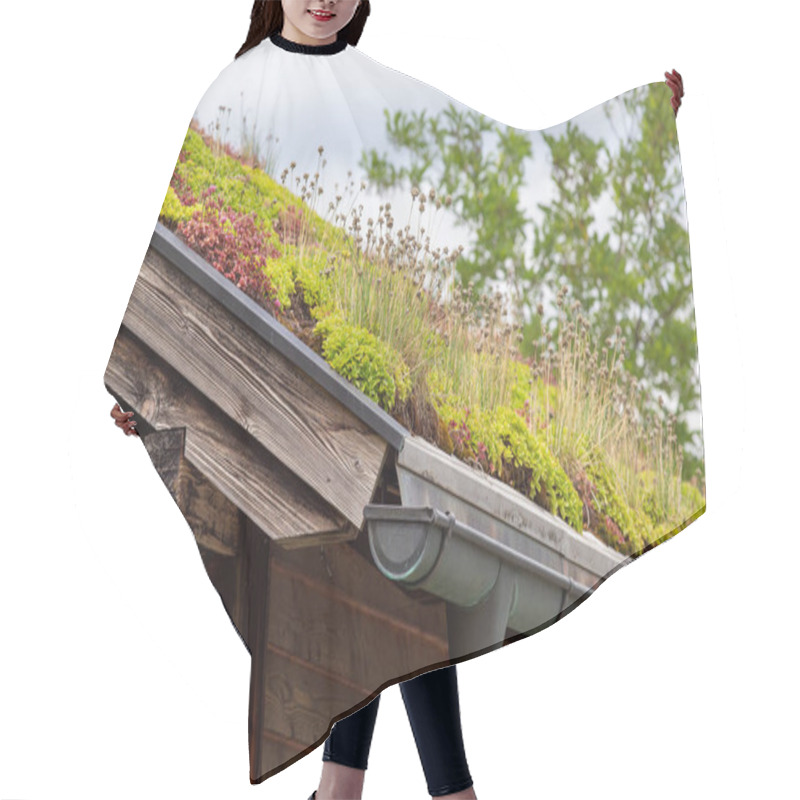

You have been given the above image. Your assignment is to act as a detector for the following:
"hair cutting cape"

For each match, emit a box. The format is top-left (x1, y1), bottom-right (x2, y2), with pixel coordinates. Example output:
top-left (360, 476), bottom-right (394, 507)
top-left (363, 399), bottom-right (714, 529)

top-left (104, 32), bottom-right (705, 784)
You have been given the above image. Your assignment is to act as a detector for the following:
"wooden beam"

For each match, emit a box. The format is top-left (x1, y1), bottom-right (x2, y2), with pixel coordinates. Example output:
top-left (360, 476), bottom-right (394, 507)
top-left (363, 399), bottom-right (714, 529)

top-left (105, 327), bottom-right (357, 547)
top-left (139, 426), bottom-right (250, 648)
top-left (117, 245), bottom-right (389, 530)
top-left (250, 533), bottom-right (449, 781)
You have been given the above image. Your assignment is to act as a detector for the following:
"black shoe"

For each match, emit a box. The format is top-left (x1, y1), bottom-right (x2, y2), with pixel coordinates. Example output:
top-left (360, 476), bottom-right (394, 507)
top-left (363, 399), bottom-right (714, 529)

top-left (307, 792), bottom-right (317, 800)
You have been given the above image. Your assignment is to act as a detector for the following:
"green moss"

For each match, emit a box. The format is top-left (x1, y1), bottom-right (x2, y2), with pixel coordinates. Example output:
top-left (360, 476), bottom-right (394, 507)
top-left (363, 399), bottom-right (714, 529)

top-left (430, 359), bottom-right (583, 531)
top-left (637, 468), bottom-right (668, 525)
top-left (314, 311), bottom-right (412, 410)
top-left (159, 185), bottom-right (197, 226)
top-left (296, 251), bottom-right (335, 310)
top-left (585, 449), bottom-right (650, 554)
top-left (680, 480), bottom-right (705, 516)
top-left (433, 401), bottom-right (583, 532)
top-left (174, 128), bottom-right (332, 245)
top-left (426, 363), bottom-right (460, 409)
top-left (263, 251), bottom-right (296, 311)
top-left (508, 360), bottom-right (533, 408)
top-left (633, 470), bottom-right (705, 548)
top-left (647, 481), bottom-right (705, 546)
top-left (494, 406), bottom-right (583, 532)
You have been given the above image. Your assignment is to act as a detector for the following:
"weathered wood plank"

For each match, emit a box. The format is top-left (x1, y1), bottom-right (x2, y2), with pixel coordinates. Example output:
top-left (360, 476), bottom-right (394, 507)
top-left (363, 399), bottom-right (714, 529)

top-left (249, 533), bottom-right (449, 777)
top-left (255, 729), bottom-right (309, 779)
top-left (244, 517), bottom-right (271, 780)
top-left (105, 327), bottom-right (357, 546)
top-left (196, 544), bottom-right (247, 643)
top-left (139, 426), bottom-right (185, 491)
top-left (175, 443), bottom-right (244, 558)
top-left (120, 245), bottom-right (388, 529)
top-left (261, 646), bottom-right (368, 744)
top-left (268, 541), bottom-right (448, 685)
top-left (142, 426), bottom-right (242, 556)
top-left (139, 426), bottom-right (250, 647)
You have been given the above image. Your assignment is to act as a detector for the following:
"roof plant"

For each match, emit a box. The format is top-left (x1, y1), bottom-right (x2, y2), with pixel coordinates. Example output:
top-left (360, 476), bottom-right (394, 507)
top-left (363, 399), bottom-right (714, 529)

top-left (157, 118), bottom-right (705, 557)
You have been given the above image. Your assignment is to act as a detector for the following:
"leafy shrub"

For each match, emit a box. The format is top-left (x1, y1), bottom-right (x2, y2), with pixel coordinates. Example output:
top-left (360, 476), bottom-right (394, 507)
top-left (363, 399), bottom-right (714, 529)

top-left (160, 185), bottom-right (197, 227)
top-left (297, 256), bottom-right (335, 311)
top-left (432, 400), bottom-right (583, 532)
top-left (314, 311), bottom-right (412, 410)
top-left (584, 449), bottom-right (650, 554)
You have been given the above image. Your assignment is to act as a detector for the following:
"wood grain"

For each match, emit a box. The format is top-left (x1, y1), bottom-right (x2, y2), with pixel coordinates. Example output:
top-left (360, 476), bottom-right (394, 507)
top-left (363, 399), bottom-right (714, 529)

top-left (118, 246), bottom-right (388, 530)
top-left (250, 532), bottom-right (449, 780)
top-left (106, 327), bottom-right (357, 546)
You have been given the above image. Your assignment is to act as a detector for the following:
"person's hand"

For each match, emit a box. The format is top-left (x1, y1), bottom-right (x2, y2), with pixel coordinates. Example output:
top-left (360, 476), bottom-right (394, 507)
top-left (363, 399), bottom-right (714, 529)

top-left (111, 402), bottom-right (139, 437)
top-left (665, 68), bottom-right (684, 117)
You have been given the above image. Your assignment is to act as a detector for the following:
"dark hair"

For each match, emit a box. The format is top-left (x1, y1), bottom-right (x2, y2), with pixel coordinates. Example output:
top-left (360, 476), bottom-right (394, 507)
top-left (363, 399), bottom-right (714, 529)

top-left (236, 1), bottom-right (371, 59)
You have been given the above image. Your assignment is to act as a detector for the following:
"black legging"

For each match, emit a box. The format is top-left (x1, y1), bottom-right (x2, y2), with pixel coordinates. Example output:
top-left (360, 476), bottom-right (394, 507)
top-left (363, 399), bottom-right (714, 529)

top-left (322, 664), bottom-right (473, 797)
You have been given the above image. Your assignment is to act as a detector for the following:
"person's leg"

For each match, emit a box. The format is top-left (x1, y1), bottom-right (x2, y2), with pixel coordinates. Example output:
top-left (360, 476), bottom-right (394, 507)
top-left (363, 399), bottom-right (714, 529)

top-left (400, 664), bottom-right (476, 798)
top-left (316, 694), bottom-right (381, 800)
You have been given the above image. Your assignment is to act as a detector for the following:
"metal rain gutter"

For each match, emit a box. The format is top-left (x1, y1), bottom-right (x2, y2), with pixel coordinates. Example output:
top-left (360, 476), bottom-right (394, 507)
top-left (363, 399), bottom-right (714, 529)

top-left (364, 505), bottom-right (595, 658)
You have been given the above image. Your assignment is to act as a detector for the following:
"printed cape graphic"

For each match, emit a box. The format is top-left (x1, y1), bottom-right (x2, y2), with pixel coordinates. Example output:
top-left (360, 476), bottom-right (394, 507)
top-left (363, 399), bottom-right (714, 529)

top-left (104, 33), bottom-right (706, 784)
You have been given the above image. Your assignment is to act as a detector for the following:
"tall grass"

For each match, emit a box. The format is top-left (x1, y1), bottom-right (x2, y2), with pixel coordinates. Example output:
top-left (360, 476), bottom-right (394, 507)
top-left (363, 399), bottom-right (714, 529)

top-left (274, 146), bottom-right (694, 528)
top-left (530, 285), bottom-right (687, 524)
top-left (280, 151), bottom-right (526, 415)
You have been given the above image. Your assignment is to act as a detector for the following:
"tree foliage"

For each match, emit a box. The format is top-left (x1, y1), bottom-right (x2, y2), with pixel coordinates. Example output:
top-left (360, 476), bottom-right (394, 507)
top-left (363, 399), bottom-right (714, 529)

top-left (360, 83), bottom-right (703, 478)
